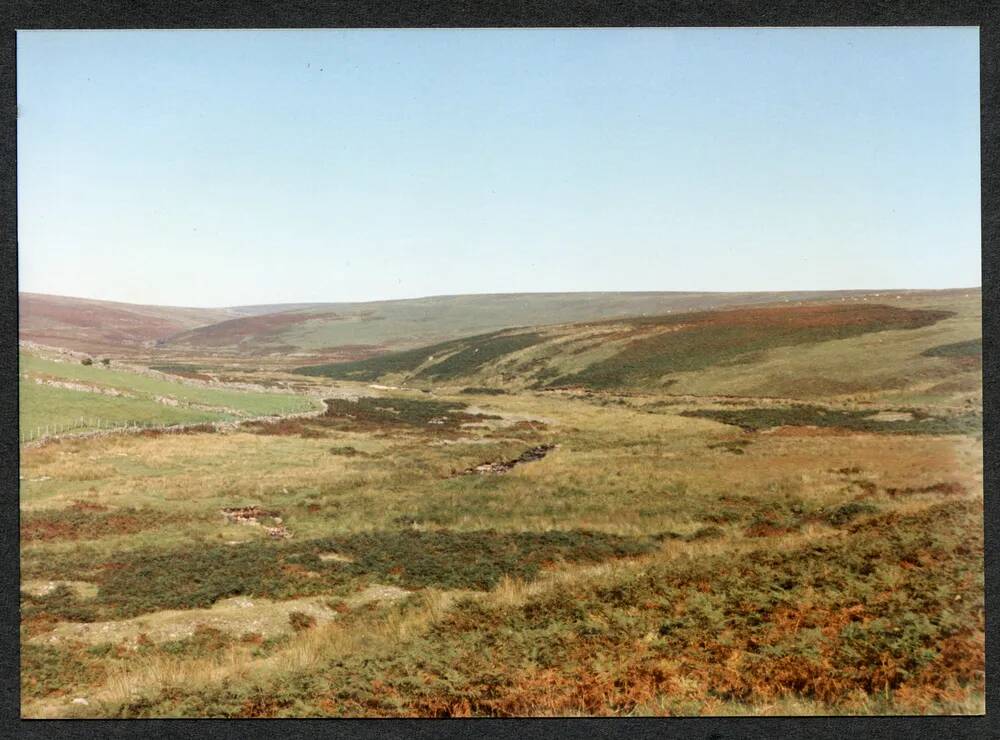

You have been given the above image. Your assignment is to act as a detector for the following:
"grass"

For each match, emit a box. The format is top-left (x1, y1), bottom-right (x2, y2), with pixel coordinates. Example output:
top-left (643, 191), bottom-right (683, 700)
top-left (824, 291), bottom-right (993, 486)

top-left (78, 499), bottom-right (983, 718)
top-left (415, 333), bottom-right (546, 381)
top-left (678, 405), bottom-right (982, 436)
top-left (19, 351), bottom-right (316, 440)
top-left (18, 292), bottom-right (984, 718)
top-left (23, 525), bottom-right (656, 622)
top-left (21, 506), bottom-right (191, 543)
top-left (22, 352), bottom-right (313, 414)
top-left (681, 404), bottom-right (983, 434)
top-left (293, 329), bottom-right (545, 382)
top-left (920, 339), bottom-right (982, 359)
top-left (19, 380), bottom-right (226, 439)
top-left (292, 295), bottom-right (978, 402)
top-left (167, 291), bottom-right (904, 354)
top-left (549, 304), bottom-right (951, 390)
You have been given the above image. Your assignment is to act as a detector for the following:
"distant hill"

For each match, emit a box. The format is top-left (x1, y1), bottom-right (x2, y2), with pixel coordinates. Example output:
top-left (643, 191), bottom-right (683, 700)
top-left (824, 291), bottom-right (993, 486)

top-left (18, 293), bottom-right (238, 354)
top-left (160, 290), bottom-right (914, 359)
top-left (295, 290), bottom-right (981, 400)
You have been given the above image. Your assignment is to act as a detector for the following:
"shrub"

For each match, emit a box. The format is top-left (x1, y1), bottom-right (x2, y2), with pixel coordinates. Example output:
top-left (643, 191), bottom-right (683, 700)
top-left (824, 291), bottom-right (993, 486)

top-left (686, 525), bottom-right (725, 541)
top-left (680, 405), bottom-right (981, 436)
top-left (826, 502), bottom-right (878, 527)
top-left (289, 611), bottom-right (317, 632)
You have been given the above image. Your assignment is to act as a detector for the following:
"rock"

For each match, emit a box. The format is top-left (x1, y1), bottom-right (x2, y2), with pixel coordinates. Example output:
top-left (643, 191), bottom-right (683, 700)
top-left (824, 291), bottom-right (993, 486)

top-left (72, 697), bottom-right (89, 706)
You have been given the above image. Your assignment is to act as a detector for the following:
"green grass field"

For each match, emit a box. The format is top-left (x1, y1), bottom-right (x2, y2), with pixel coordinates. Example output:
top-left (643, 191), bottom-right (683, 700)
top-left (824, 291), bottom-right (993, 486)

top-left (19, 352), bottom-right (317, 441)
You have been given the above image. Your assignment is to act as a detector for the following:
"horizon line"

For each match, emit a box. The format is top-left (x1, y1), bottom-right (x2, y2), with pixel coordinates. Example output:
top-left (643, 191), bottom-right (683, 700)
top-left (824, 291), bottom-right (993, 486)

top-left (18, 286), bottom-right (984, 312)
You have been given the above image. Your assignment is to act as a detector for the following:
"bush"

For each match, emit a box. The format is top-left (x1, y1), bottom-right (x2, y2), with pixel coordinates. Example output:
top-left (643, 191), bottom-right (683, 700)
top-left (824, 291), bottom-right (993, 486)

top-left (288, 611), bottom-right (317, 632)
top-left (680, 405), bottom-right (981, 436)
top-left (81, 357), bottom-right (93, 366)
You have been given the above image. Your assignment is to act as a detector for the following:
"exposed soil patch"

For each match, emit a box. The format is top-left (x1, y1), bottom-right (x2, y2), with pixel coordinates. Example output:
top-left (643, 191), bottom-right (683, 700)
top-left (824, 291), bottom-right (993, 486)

top-left (21, 580), bottom-right (99, 600)
top-left (461, 444), bottom-right (557, 475)
top-left (865, 411), bottom-right (914, 422)
top-left (318, 552), bottom-right (355, 564)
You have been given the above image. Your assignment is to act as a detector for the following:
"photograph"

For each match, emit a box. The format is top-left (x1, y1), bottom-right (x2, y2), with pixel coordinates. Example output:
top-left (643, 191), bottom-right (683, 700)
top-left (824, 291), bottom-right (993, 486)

top-left (16, 27), bottom-right (984, 718)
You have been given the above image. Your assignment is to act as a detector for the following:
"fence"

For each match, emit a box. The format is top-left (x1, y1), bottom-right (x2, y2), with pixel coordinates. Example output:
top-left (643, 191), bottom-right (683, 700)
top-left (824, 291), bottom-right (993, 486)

top-left (18, 403), bottom-right (326, 447)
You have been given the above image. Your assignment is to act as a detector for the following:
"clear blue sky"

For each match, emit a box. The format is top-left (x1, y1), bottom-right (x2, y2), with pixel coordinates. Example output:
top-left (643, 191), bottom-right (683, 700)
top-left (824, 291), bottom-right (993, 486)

top-left (18, 28), bottom-right (980, 308)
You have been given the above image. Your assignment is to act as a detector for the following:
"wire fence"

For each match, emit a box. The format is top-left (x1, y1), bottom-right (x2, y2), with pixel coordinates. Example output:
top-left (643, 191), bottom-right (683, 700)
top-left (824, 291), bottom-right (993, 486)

top-left (19, 403), bottom-right (324, 446)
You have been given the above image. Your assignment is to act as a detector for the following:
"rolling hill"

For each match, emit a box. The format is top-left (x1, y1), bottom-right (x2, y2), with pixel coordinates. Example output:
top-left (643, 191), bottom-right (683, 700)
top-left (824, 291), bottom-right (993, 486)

top-left (18, 293), bottom-right (241, 354)
top-left (295, 289), bottom-right (981, 401)
top-left (160, 290), bottom-right (922, 359)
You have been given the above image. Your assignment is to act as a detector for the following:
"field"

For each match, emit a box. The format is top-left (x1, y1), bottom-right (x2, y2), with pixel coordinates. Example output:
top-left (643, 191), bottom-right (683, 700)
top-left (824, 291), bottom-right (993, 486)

top-left (18, 290), bottom-right (983, 717)
top-left (19, 351), bottom-right (318, 441)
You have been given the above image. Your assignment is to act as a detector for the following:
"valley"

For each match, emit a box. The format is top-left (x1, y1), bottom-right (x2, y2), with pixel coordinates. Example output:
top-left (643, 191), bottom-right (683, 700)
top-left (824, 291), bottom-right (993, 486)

top-left (18, 288), bottom-right (984, 717)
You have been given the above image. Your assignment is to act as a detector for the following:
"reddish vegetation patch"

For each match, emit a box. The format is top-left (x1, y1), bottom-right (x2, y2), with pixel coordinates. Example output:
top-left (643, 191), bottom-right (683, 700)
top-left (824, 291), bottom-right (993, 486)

top-left (553, 303), bottom-right (952, 390)
top-left (744, 521), bottom-right (798, 538)
top-left (244, 418), bottom-right (315, 437)
top-left (21, 508), bottom-right (185, 542)
top-left (168, 310), bottom-right (344, 348)
top-left (632, 302), bottom-right (952, 333)
top-left (18, 294), bottom-right (227, 351)
top-left (69, 500), bottom-right (108, 513)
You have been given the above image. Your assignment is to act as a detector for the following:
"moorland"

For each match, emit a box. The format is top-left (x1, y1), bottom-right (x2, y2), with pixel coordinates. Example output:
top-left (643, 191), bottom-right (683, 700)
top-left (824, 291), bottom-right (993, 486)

top-left (18, 288), bottom-right (983, 717)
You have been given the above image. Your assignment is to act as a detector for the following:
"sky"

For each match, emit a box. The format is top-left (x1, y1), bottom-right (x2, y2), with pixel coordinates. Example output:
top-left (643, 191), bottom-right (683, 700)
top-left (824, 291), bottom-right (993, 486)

top-left (17, 28), bottom-right (981, 308)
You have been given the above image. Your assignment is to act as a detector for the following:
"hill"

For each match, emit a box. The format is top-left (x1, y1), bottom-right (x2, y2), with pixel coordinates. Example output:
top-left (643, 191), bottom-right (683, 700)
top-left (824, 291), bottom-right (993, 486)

top-left (18, 349), bottom-right (316, 442)
top-left (295, 289), bottom-right (981, 402)
top-left (160, 290), bottom-right (921, 359)
top-left (18, 293), bottom-right (239, 354)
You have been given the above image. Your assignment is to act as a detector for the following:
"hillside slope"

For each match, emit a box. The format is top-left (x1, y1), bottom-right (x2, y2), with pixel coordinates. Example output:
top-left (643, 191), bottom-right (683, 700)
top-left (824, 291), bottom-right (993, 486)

top-left (295, 290), bottom-right (981, 402)
top-left (19, 293), bottom-right (238, 354)
top-left (161, 290), bottom-right (919, 358)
